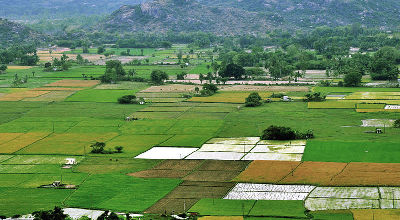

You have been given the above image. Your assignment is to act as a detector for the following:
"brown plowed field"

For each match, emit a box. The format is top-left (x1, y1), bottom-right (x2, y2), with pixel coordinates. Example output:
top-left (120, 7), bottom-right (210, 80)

top-left (330, 162), bottom-right (400, 186)
top-left (128, 169), bottom-right (190, 178)
top-left (234, 161), bottom-right (300, 183)
top-left (183, 170), bottom-right (241, 182)
top-left (197, 160), bottom-right (250, 171)
top-left (144, 198), bottom-right (199, 214)
top-left (165, 181), bottom-right (234, 199)
top-left (44, 80), bottom-right (100, 87)
top-left (153, 160), bottom-right (204, 170)
top-left (235, 161), bottom-right (400, 186)
top-left (280, 161), bottom-right (347, 185)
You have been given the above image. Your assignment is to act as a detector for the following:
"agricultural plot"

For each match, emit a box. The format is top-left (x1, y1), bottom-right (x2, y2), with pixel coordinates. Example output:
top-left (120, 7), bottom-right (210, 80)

top-left (361, 119), bottom-right (395, 127)
top-left (220, 85), bottom-right (310, 92)
top-left (44, 80), bottom-right (100, 88)
top-left (106, 135), bottom-right (173, 157)
top-left (135, 147), bottom-right (198, 159)
top-left (0, 90), bottom-right (50, 101)
top-left (141, 84), bottom-right (197, 93)
top-left (1, 155), bottom-right (84, 165)
top-left (64, 174), bottom-right (181, 212)
top-left (224, 183), bottom-right (315, 200)
top-left (66, 89), bottom-right (142, 103)
top-left (183, 160), bottom-right (249, 182)
top-left (76, 157), bottom-right (160, 174)
top-left (234, 161), bottom-right (300, 183)
top-left (188, 92), bottom-right (272, 103)
top-left (0, 188), bottom-right (73, 217)
top-left (129, 160), bottom-right (203, 179)
top-left (23, 91), bottom-right (77, 102)
top-left (303, 141), bottom-right (400, 163)
top-left (19, 133), bottom-right (118, 155)
top-left (0, 132), bottom-right (50, 154)
top-left (351, 209), bottom-right (400, 220)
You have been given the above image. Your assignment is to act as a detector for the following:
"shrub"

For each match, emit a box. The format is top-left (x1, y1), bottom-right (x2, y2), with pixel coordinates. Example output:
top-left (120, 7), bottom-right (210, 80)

top-left (303, 92), bottom-right (326, 102)
top-left (118, 95), bottom-right (137, 104)
top-left (261, 125), bottom-right (314, 140)
top-left (245, 92), bottom-right (262, 107)
top-left (115, 146), bottom-right (124, 153)
top-left (270, 93), bottom-right (285, 98)
top-left (394, 119), bottom-right (400, 128)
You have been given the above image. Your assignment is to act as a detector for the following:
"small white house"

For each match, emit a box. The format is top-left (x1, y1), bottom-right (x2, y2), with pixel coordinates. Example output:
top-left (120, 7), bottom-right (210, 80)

top-left (65, 158), bottom-right (76, 165)
top-left (282, 96), bottom-right (292, 102)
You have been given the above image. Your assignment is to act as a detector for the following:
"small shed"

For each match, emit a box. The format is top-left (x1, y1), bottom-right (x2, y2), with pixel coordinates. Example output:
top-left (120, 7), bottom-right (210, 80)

top-left (282, 96), bottom-right (292, 102)
top-left (65, 158), bottom-right (76, 165)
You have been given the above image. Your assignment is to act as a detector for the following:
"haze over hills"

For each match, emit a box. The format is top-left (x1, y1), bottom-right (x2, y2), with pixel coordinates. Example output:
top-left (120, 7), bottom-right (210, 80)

top-left (99, 0), bottom-right (400, 35)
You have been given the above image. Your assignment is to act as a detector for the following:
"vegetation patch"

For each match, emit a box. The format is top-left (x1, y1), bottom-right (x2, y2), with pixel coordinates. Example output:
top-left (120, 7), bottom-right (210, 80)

top-left (64, 174), bottom-right (181, 212)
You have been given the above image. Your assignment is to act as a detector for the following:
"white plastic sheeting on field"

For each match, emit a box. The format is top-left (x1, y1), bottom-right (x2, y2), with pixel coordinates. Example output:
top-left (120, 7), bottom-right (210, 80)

top-left (135, 147), bottom-right (198, 159)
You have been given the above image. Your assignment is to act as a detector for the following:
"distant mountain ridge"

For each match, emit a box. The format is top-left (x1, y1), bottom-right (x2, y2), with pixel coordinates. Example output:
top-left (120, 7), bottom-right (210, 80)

top-left (99, 0), bottom-right (400, 35)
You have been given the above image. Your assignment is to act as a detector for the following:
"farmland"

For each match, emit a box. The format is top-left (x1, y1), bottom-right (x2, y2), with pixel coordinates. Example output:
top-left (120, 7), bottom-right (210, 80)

top-left (0, 45), bottom-right (400, 220)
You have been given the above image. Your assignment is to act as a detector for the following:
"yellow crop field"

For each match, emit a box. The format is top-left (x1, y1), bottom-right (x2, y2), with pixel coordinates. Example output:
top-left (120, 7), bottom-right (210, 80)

top-left (0, 91), bottom-right (50, 101)
top-left (0, 133), bottom-right (24, 145)
top-left (23, 91), bottom-right (76, 102)
top-left (0, 132), bottom-right (50, 154)
top-left (7, 66), bottom-right (32, 70)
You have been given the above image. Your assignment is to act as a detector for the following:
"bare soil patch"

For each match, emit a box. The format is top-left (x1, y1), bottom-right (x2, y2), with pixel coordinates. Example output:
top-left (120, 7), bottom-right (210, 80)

top-left (145, 198), bottom-right (199, 214)
top-left (44, 80), bottom-right (100, 87)
top-left (220, 85), bottom-right (310, 92)
top-left (183, 170), bottom-right (241, 182)
top-left (330, 162), bottom-right (400, 186)
top-left (280, 161), bottom-right (347, 185)
top-left (128, 169), bottom-right (190, 178)
top-left (153, 160), bottom-right (203, 171)
top-left (197, 160), bottom-right (250, 171)
top-left (141, 84), bottom-right (197, 93)
top-left (165, 181), bottom-right (234, 199)
top-left (234, 161), bottom-right (300, 183)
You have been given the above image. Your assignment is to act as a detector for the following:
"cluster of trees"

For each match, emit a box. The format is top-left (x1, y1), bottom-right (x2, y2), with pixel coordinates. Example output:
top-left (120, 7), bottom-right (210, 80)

top-left (0, 45), bottom-right (39, 66)
top-left (90, 142), bottom-right (123, 154)
top-left (303, 92), bottom-right (326, 102)
top-left (44, 54), bottom-right (71, 71)
top-left (117, 95), bottom-right (144, 104)
top-left (100, 60), bottom-right (127, 83)
top-left (262, 125), bottom-right (314, 140)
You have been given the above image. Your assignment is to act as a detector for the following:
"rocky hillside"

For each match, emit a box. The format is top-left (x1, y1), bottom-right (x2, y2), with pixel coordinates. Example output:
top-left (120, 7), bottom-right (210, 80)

top-left (100, 0), bottom-right (272, 34)
top-left (100, 0), bottom-right (400, 34)
top-left (0, 19), bottom-right (49, 47)
top-left (0, 0), bottom-right (145, 19)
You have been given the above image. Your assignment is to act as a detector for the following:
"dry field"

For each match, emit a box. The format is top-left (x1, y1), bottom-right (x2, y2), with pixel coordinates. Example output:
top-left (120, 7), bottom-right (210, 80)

top-left (141, 84), bottom-right (198, 93)
top-left (44, 80), bottom-right (100, 88)
top-left (220, 85), bottom-right (310, 92)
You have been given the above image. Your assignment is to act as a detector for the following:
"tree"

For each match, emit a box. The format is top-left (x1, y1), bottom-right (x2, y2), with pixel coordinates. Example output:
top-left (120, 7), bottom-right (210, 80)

top-left (32, 206), bottom-right (68, 220)
top-left (150, 70), bottom-right (168, 85)
top-left (266, 51), bottom-right (294, 79)
top-left (394, 119), bottom-right (400, 128)
top-left (177, 72), bottom-right (187, 80)
top-left (219, 63), bottom-right (245, 80)
top-left (261, 126), bottom-right (314, 140)
top-left (304, 92), bottom-right (326, 102)
top-left (245, 92), bottom-right (262, 107)
top-left (118, 95), bottom-right (137, 104)
top-left (344, 68), bottom-right (362, 87)
top-left (0, 64), bottom-right (7, 74)
top-left (199, 83), bottom-right (218, 96)
top-left (97, 46), bottom-right (106, 54)
top-left (100, 60), bottom-right (126, 83)
top-left (90, 142), bottom-right (106, 154)
top-left (370, 47), bottom-right (400, 80)
top-left (115, 146), bottom-right (123, 153)
top-left (76, 54), bottom-right (84, 64)
top-left (199, 73), bottom-right (204, 84)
